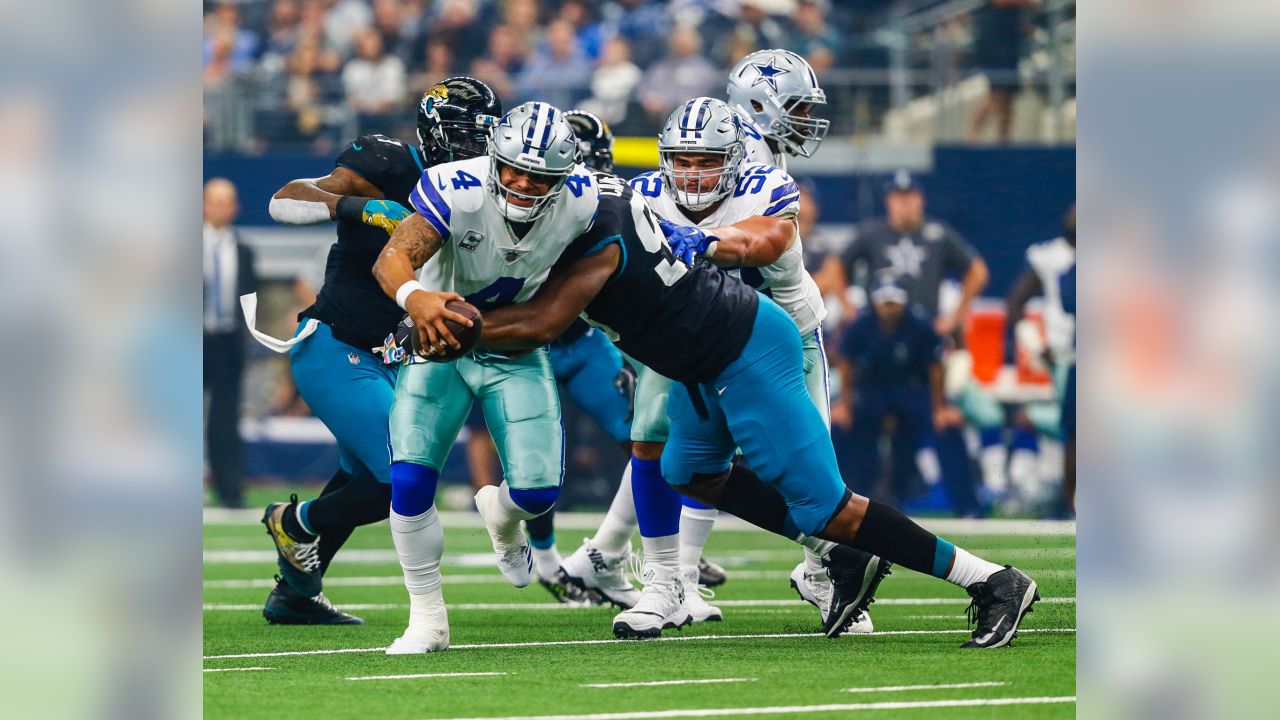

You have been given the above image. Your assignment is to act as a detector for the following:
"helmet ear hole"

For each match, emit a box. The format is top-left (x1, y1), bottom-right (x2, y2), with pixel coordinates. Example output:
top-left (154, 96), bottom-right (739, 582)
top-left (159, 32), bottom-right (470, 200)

top-left (751, 100), bottom-right (764, 113)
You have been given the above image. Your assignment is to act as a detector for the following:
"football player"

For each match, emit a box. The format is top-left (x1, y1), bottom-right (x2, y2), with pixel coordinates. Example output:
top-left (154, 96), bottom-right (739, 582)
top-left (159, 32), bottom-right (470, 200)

top-left (452, 172), bottom-right (1043, 650)
top-left (372, 102), bottom-right (598, 653)
top-left (248, 77), bottom-right (501, 625)
top-left (616, 96), bottom-right (881, 637)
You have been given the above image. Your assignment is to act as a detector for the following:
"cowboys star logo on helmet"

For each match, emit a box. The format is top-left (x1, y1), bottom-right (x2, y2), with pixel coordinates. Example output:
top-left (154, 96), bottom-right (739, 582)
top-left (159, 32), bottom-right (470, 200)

top-left (751, 59), bottom-right (790, 92)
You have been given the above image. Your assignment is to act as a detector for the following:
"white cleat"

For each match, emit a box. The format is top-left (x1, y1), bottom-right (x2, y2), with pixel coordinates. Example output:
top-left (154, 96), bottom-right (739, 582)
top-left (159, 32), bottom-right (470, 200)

top-left (680, 566), bottom-right (723, 623)
top-left (386, 589), bottom-right (451, 654)
top-left (612, 565), bottom-right (690, 638)
top-left (561, 538), bottom-right (641, 609)
top-left (789, 562), bottom-right (874, 635)
top-left (474, 485), bottom-right (533, 588)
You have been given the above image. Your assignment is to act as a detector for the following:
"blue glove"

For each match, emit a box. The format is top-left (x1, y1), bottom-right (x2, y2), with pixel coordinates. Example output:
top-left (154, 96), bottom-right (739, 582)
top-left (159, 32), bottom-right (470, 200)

top-left (658, 218), bottom-right (717, 266)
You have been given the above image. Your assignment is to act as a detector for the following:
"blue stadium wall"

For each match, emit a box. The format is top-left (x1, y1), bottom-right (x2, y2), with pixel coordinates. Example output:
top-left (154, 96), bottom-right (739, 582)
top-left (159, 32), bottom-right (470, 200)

top-left (206, 145), bottom-right (1075, 297)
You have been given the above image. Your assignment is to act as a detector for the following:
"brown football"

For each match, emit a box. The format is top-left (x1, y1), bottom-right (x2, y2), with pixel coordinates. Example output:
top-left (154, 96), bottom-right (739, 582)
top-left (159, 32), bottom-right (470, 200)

top-left (433, 299), bottom-right (483, 361)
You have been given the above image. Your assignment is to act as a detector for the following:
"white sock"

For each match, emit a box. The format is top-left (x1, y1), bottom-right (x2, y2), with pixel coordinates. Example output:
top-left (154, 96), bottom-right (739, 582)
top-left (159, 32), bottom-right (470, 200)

top-left (981, 445), bottom-right (1009, 493)
top-left (641, 533), bottom-right (680, 574)
top-left (945, 547), bottom-right (1004, 589)
top-left (531, 545), bottom-right (563, 578)
top-left (677, 505), bottom-right (718, 568)
top-left (799, 535), bottom-right (835, 574)
top-left (592, 464), bottom-right (636, 555)
top-left (390, 507), bottom-right (444, 596)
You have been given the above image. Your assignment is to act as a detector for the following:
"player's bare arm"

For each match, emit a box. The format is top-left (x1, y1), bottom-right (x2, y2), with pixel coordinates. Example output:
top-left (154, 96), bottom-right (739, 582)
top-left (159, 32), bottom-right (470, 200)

top-left (270, 167), bottom-right (383, 222)
top-left (479, 245), bottom-right (620, 350)
top-left (938, 257), bottom-right (990, 335)
top-left (705, 215), bottom-right (797, 267)
top-left (373, 213), bottom-right (473, 351)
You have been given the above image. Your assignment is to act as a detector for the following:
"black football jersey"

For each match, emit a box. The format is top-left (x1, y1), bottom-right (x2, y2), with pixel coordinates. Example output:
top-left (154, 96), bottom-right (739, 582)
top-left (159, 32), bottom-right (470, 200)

top-left (301, 134), bottom-right (428, 351)
top-left (556, 174), bottom-right (759, 384)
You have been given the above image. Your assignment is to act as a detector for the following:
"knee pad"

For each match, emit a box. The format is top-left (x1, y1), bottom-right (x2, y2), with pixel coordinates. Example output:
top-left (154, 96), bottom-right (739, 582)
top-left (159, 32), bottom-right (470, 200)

top-left (390, 462), bottom-right (438, 516)
top-left (507, 486), bottom-right (559, 516)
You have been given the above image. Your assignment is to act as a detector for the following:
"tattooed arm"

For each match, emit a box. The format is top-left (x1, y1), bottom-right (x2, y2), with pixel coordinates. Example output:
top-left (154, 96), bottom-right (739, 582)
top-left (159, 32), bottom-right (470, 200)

top-left (373, 213), bottom-right (473, 351)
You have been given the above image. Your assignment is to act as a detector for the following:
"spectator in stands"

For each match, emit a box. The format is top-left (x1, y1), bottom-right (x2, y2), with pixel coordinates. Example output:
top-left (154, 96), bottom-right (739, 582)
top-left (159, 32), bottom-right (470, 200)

top-left (557, 0), bottom-right (608, 62)
top-left (503, 0), bottom-right (542, 53)
top-left (788, 0), bottom-right (841, 74)
top-left (838, 171), bottom-right (989, 337)
top-left (470, 24), bottom-right (528, 105)
top-left (204, 1), bottom-right (260, 72)
top-left (967, 0), bottom-right (1038, 143)
top-left (204, 27), bottom-right (241, 90)
top-left (203, 178), bottom-right (257, 509)
top-left (604, 0), bottom-right (671, 69)
top-left (578, 37), bottom-right (642, 128)
top-left (342, 28), bottom-right (407, 133)
top-left (323, 0), bottom-right (374, 57)
top-left (514, 19), bottom-right (591, 110)
top-left (295, 0), bottom-right (344, 75)
top-left (637, 24), bottom-right (719, 125)
top-left (371, 0), bottom-right (420, 68)
top-left (714, 0), bottom-right (789, 68)
top-left (427, 0), bottom-right (488, 71)
top-left (282, 40), bottom-right (333, 149)
top-left (261, 0), bottom-right (305, 72)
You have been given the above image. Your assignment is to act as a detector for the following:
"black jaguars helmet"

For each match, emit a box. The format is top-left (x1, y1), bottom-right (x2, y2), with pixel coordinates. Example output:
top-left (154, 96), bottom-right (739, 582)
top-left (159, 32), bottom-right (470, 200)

top-left (417, 76), bottom-right (503, 166)
top-left (564, 110), bottom-right (614, 174)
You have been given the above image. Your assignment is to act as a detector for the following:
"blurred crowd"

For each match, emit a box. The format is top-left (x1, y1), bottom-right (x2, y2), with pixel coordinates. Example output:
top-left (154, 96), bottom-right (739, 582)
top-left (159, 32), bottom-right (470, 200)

top-left (204, 0), bottom-right (1070, 153)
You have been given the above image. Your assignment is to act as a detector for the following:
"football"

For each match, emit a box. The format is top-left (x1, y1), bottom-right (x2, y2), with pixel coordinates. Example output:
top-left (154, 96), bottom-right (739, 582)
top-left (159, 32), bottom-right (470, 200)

top-left (394, 299), bottom-right (483, 362)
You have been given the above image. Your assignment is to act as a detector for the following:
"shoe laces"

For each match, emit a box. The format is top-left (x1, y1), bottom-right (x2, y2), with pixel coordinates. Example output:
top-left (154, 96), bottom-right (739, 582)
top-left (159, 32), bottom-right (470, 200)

top-left (626, 549), bottom-right (646, 588)
top-left (964, 583), bottom-right (993, 629)
top-left (293, 538), bottom-right (321, 573)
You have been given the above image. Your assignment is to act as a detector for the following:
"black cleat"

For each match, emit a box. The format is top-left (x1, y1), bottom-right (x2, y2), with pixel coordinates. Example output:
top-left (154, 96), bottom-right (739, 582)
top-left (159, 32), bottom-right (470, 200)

top-left (962, 565), bottom-right (1039, 648)
top-left (822, 549), bottom-right (892, 638)
top-left (263, 577), bottom-right (364, 625)
top-left (537, 567), bottom-right (606, 605)
top-left (697, 556), bottom-right (727, 587)
top-left (262, 494), bottom-right (322, 596)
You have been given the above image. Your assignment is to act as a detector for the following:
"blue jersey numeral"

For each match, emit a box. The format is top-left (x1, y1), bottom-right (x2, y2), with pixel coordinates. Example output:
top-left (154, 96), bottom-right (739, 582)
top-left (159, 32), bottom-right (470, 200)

top-left (733, 165), bottom-right (774, 197)
top-left (451, 170), bottom-right (482, 190)
top-left (564, 173), bottom-right (591, 197)
top-left (465, 277), bottom-right (526, 311)
top-left (630, 175), bottom-right (662, 198)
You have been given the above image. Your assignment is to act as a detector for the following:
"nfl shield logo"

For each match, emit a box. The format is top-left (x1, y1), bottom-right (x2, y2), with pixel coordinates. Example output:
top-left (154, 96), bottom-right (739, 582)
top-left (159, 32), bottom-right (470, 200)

top-left (504, 250), bottom-right (521, 262)
top-left (459, 230), bottom-right (483, 251)
top-left (348, 352), bottom-right (360, 365)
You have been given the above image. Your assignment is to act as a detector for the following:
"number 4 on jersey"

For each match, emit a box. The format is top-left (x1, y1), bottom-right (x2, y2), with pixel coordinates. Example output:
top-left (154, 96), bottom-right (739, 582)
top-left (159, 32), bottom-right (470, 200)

top-left (451, 170), bottom-right (481, 190)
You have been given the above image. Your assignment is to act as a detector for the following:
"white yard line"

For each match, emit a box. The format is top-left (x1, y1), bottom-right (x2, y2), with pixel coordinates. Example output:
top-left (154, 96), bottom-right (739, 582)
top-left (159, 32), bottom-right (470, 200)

top-left (842, 681), bottom-right (1007, 693)
top-left (347, 672), bottom-right (509, 681)
top-left (581, 679), bottom-right (755, 689)
top-left (204, 508), bottom-right (1074, 536)
top-left (203, 666), bottom-right (274, 673)
top-left (203, 571), bottom-right (799, 589)
top-left (203, 628), bottom-right (1075, 660)
top-left (432, 696), bottom-right (1076, 720)
top-left (202, 597), bottom-right (1076, 612)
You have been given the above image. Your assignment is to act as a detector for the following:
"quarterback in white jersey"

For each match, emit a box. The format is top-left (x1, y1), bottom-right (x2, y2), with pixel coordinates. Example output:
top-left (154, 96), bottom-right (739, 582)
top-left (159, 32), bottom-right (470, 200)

top-left (726, 49), bottom-right (830, 172)
top-left (371, 102), bottom-right (598, 654)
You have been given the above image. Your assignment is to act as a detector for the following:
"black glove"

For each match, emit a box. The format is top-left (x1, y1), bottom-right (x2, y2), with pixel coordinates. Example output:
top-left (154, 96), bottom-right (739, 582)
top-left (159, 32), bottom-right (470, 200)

top-left (613, 361), bottom-right (638, 422)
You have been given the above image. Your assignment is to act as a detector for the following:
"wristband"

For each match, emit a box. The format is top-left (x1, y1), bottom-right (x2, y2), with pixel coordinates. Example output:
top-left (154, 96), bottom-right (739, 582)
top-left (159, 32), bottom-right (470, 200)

top-left (702, 239), bottom-right (719, 258)
top-left (336, 195), bottom-right (376, 223)
top-left (395, 280), bottom-right (427, 309)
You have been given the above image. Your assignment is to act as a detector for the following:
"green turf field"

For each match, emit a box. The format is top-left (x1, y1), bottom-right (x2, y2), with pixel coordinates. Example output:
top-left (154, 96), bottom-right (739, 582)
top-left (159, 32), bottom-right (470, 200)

top-left (204, 508), bottom-right (1075, 719)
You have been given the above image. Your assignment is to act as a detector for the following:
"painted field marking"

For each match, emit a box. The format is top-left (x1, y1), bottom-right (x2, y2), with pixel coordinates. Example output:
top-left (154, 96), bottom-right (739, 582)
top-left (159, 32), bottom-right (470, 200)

top-left (204, 509), bottom-right (1073, 535)
top-left (347, 672), bottom-right (509, 682)
top-left (581, 678), bottom-right (755, 689)
top-left (433, 695), bottom-right (1076, 720)
top-left (203, 570), bottom-right (813, 589)
top-left (203, 666), bottom-right (274, 673)
top-left (202, 597), bottom-right (1075, 612)
top-left (203, 627), bottom-right (1075, 660)
top-left (842, 681), bottom-right (1007, 693)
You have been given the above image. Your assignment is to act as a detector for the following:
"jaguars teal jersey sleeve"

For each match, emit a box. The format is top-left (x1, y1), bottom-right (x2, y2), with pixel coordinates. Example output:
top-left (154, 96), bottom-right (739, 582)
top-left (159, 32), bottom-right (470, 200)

top-left (408, 164), bottom-right (456, 240)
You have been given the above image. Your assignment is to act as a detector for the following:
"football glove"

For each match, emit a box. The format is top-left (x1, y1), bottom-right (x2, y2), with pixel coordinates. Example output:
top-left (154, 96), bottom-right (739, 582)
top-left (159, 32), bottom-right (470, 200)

top-left (613, 361), bottom-right (637, 422)
top-left (360, 199), bottom-right (412, 235)
top-left (658, 218), bottom-right (717, 266)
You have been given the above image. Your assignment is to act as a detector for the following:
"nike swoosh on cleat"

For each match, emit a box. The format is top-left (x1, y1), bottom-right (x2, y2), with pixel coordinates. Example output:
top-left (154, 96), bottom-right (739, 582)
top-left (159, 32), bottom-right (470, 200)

top-left (974, 614), bottom-right (1007, 645)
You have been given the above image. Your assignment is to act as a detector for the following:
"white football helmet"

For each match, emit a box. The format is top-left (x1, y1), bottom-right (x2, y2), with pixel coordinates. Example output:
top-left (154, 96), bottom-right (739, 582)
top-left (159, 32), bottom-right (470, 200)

top-left (727, 49), bottom-right (829, 158)
top-left (657, 97), bottom-right (745, 212)
top-left (487, 102), bottom-right (579, 222)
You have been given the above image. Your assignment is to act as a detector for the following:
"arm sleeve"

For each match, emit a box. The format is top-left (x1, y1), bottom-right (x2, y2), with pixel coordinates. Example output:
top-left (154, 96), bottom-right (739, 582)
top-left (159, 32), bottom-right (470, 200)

top-left (408, 166), bottom-right (452, 240)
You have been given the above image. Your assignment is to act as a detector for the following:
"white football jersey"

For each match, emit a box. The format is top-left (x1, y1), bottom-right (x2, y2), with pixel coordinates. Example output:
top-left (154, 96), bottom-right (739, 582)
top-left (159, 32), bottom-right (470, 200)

top-left (731, 105), bottom-right (787, 172)
top-left (631, 162), bottom-right (825, 334)
top-left (408, 155), bottom-right (599, 309)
